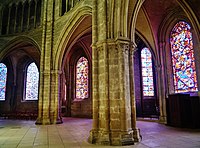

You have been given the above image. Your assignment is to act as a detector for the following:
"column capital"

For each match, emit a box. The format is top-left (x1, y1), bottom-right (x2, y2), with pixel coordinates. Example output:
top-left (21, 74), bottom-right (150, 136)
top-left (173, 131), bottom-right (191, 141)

top-left (115, 38), bottom-right (131, 55)
top-left (96, 45), bottom-right (104, 52)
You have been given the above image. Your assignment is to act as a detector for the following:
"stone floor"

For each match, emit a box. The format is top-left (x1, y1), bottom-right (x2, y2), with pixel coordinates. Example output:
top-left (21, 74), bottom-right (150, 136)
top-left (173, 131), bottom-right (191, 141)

top-left (0, 117), bottom-right (200, 148)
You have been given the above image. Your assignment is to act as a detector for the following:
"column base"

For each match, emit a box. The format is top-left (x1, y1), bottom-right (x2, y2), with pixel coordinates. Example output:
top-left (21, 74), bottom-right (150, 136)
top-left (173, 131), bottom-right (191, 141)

top-left (88, 129), bottom-right (110, 145)
top-left (120, 132), bottom-right (135, 146)
top-left (56, 118), bottom-right (63, 124)
top-left (159, 116), bottom-right (167, 124)
top-left (88, 129), bottom-right (135, 146)
top-left (132, 128), bottom-right (141, 142)
top-left (35, 117), bottom-right (51, 125)
top-left (56, 116), bottom-right (63, 124)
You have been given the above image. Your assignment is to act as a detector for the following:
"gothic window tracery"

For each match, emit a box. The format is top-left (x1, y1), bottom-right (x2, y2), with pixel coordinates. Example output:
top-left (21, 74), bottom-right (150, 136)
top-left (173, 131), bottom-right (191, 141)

top-left (25, 62), bottom-right (39, 100)
top-left (170, 21), bottom-right (198, 93)
top-left (0, 63), bottom-right (7, 101)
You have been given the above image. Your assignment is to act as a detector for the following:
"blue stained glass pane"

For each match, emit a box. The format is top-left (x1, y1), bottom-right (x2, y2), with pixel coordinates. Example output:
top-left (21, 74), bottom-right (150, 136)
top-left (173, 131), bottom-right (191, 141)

top-left (170, 21), bottom-right (198, 93)
top-left (141, 47), bottom-right (154, 96)
top-left (0, 63), bottom-right (7, 100)
top-left (25, 62), bottom-right (39, 100)
top-left (76, 57), bottom-right (89, 99)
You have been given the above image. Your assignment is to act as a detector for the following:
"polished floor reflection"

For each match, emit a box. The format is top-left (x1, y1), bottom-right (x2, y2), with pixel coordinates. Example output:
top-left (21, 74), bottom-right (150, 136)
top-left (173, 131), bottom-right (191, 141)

top-left (0, 117), bottom-right (199, 148)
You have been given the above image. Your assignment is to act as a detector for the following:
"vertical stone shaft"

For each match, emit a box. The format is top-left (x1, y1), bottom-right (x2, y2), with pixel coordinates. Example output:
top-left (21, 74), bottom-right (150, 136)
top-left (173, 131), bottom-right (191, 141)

top-left (89, 0), bottom-right (141, 145)
top-left (130, 43), bottom-right (141, 142)
top-left (158, 42), bottom-right (167, 123)
top-left (6, 6), bottom-right (11, 34)
top-left (36, 0), bottom-right (54, 124)
top-left (91, 0), bottom-right (99, 131)
top-left (51, 70), bottom-right (62, 124)
top-left (118, 42), bottom-right (130, 132)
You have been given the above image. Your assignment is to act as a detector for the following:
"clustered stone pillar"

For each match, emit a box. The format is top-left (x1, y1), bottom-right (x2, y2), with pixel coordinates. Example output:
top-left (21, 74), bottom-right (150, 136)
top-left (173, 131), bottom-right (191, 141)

top-left (50, 70), bottom-right (63, 124)
top-left (88, 39), bottom-right (141, 145)
top-left (130, 43), bottom-right (142, 142)
top-left (157, 42), bottom-right (167, 123)
top-left (36, 0), bottom-right (60, 125)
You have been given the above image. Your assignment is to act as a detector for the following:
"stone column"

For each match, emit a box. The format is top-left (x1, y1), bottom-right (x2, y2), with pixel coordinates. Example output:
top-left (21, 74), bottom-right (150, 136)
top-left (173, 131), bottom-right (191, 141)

top-left (37, 70), bottom-right (51, 124)
top-left (54, 0), bottom-right (60, 18)
top-left (13, 4), bottom-right (18, 33)
top-left (36, 0), bottom-right (55, 125)
top-left (88, 0), bottom-right (99, 143)
top-left (191, 29), bottom-right (200, 97)
top-left (20, 3), bottom-right (25, 32)
top-left (158, 42), bottom-right (167, 123)
top-left (116, 39), bottom-right (135, 145)
top-left (27, 2), bottom-right (31, 30)
top-left (89, 39), bottom-right (140, 146)
top-left (89, 0), bottom-right (141, 145)
top-left (0, 5), bottom-right (3, 35)
top-left (94, 42), bottom-right (110, 145)
top-left (88, 43), bottom-right (99, 143)
top-left (33, 1), bottom-right (37, 28)
top-left (66, 0), bottom-right (69, 12)
top-left (50, 70), bottom-right (63, 124)
top-left (129, 42), bottom-right (141, 142)
top-left (6, 6), bottom-right (11, 34)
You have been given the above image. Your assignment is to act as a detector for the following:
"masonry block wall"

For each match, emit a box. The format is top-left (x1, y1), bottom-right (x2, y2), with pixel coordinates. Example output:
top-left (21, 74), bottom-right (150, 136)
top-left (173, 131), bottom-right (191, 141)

top-left (0, 0), bottom-right (200, 146)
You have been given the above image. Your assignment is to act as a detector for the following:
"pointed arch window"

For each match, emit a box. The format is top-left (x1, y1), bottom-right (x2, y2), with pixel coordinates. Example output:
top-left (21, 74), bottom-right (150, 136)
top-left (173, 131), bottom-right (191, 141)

top-left (170, 21), bottom-right (198, 93)
top-left (141, 47), bottom-right (154, 96)
top-left (0, 63), bottom-right (7, 100)
top-left (25, 62), bottom-right (39, 100)
top-left (76, 57), bottom-right (89, 99)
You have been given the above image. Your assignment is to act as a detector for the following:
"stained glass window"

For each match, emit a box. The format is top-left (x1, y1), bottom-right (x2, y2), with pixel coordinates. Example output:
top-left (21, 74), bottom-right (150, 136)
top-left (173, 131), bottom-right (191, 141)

top-left (25, 62), bottom-right (39, 100)
top-left (0, 63), bottom-right (7, 100)
top-left (76, 57), bottom-right (88, 99)
top-left (141, 48), bottom-right (154, 96)
top-left (170, 21), bottom-right (198, 93)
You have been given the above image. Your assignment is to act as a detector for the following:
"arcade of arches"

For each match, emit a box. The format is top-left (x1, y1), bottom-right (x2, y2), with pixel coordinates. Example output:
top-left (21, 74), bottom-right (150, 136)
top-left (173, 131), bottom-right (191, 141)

top-left (0, 0), bottom-right (200, 146)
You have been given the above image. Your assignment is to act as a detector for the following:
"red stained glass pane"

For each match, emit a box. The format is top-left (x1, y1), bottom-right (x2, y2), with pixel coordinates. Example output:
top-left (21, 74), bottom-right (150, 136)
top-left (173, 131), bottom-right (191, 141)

top-left (170, 21), bottom-right (198, 93)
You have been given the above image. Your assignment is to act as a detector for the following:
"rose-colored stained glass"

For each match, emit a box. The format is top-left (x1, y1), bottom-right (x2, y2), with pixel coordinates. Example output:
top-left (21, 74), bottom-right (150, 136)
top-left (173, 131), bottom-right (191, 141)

top-left (0, 63), bottom-right (7, 100)
top-left (170, 21), bottom-right (198, 93)
top-left (25, 62), bottom-right (39, 100)
top-left (141, 48), bottom-right (154, 96)
top-left (76, 57), bottom-right (88, 99)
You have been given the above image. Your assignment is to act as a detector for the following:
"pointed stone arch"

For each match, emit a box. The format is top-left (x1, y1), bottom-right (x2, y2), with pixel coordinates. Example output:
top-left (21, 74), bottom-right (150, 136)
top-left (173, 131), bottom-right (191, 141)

top-left (0, 36), bottom-right (41, 120)
top-left (0, 36), bottom-right (41, 62)
top-left (128, 0), bottom-right (145, 42)
top-left (54, 7), bottom-right (92, 71)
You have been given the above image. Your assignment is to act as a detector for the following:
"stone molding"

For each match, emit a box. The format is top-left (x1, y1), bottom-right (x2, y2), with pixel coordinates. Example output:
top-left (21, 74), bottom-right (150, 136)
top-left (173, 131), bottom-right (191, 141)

top-left (96, 45), bottom-right (104, 52)
top-left (89, 38), bottom-right (140, 146)
top-left (117, 42), bottom-right (129, 54)
top-left (129, 42), bottom-right (138, 56)
top-left (94, 39), bottom-right (138, 55)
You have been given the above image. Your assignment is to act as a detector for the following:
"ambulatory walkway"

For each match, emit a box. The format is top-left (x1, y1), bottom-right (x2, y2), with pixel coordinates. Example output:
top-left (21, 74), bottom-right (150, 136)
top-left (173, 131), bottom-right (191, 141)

top-left (0, 117), bottom-right (199, 148)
